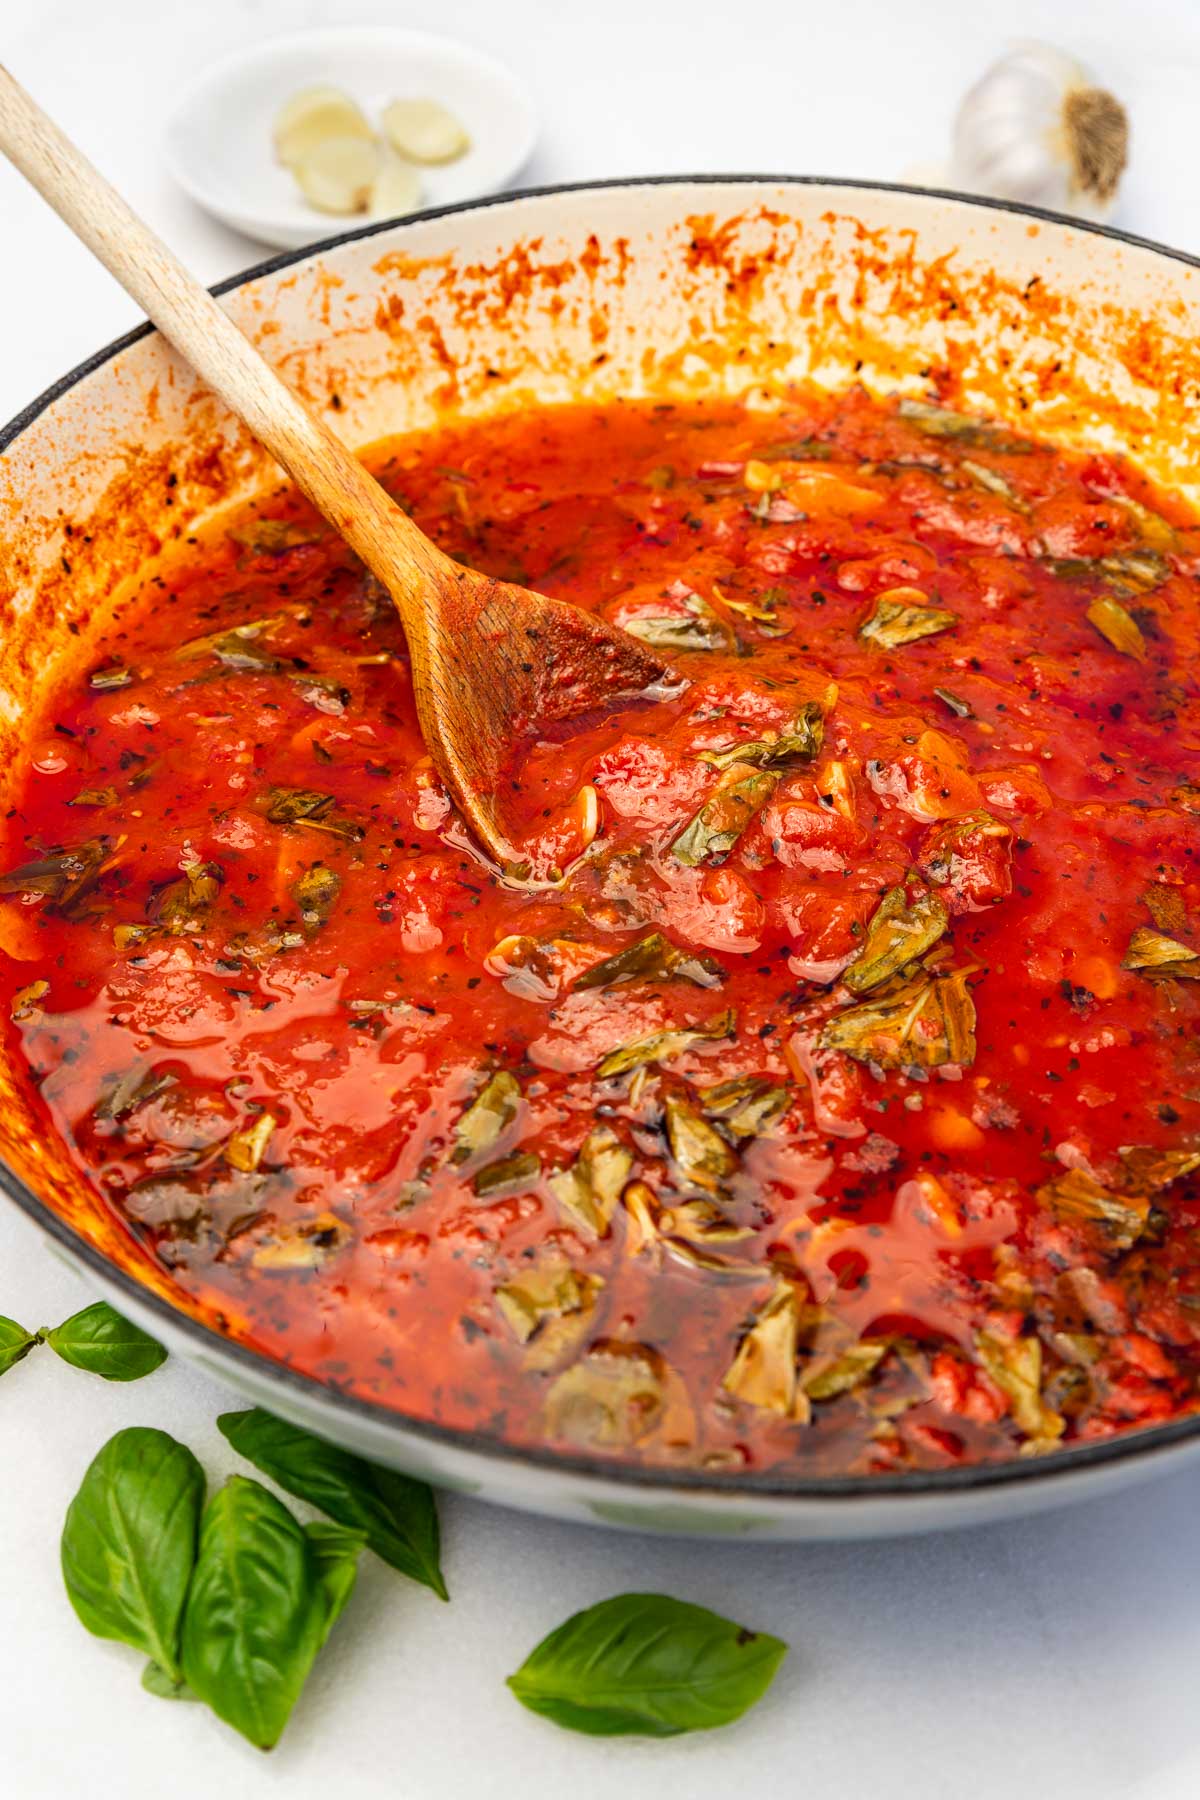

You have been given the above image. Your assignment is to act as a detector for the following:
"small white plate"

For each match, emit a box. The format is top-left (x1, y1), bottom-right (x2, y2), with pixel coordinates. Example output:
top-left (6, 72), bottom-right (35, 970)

top-left (166, 28), bottom-right (538, 250)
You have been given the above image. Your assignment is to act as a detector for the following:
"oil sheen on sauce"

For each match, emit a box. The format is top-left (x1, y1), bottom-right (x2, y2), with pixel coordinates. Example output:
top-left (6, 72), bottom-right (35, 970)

top-left (2, 388), bottom-right (1197, 1479)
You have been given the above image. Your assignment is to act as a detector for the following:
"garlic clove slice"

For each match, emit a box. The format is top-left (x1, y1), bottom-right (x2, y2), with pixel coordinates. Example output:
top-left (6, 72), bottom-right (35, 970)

top-left (293, 135), bottom-right (380, 215)
top-left (368, 156), bottom-right (424, 219)
top-left (381, 98), bottom-right (470, 165)
top-left (273, 86), bottom-right (375, 169)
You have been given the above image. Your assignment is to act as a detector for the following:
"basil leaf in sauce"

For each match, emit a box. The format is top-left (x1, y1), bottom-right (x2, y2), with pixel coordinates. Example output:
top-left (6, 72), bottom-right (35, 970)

top-left (217, 1408), bottom-right (448, 1600)
top-left (821, 965), bottom-right (977, 1070)
top-left (1119, 1145), bottom-right (1200, 1192)
top-left (292, 862), bottom-right (341, 932)
top-left (89, 662), bottom-right (136, 691)
top-left (623, 590), bottom-right (731, 653)
top-left (544, 1341), bottom-right (668, 1447)
top-left (663, 1094), bottom-right (736, 1192)
top-left (573, 930), bottom-right (724, 992)
top-left (10, 978), bottom-right (49, 1023)
top-left (758, 435), bottom-right (834, 461)
top-left (1123, 925), bottom-right (1200, 979)
top-left (858, 595), bottom-right (956, 650)
top-left (1086, 596), bottom-right (1147, 661)
top-left (228, 519), bottom-right (322, 556)
top-left (1034, 1168), bottom-right (1149, 1249)
top-left (262, 786), bottom-right (336, 824)
top-left (0, 835), bottom-right (113, 917)
top-left (1046, 549), bottom-right (1170, 597)
top-left (251, 1209), bottom-right (352, 1272)
top-left (95, 1063), bottom-right (175, 1122)
top-left (67, 786), bottom-right (119, 809)
top-left (974, 1332), bottom-right (1064, 1445)
top-left (452, 1068), bottom-right (521, 1163)
top-left (548, 1126), bottom-right (633, 1236)
top-left (46, 1302), bottom-right (168, 1382)
top-left (655, 1197), bottom-right (752, 1246)
top-left (507, 1592), bottom-right (787, 1736)
top-left (224, 1112), bottom-right (277, 1173)
top-left (933, 685), bottom-right (973, 718)
top-left (175, 613), bottom-right (287, 667)
top-left (495, 1263), bottom-right (603, 1369)
top-left (180, 1476), bottom-right (332, 1751)
top-left (473, 1149), bottom-right (542, 1196)
top-left (61, 1427), bottom-right (204, 1685)
top-left (800, 1340), bottom-right (888, 1401)
top-left (841, 888), bottom-right (949, 994)
top-left (148, 859), bottom-right (222, 936)
top-left (722, 1281), bottom-right (808, 1420)
top-left (0, 1314), bottom-right (40, 1376)
top-left (700, 1075), bottom-right (792, 1139)
top-left (960, 458), bottom-right (1023, 504)
top-left (697, 699), bottom-right (827, 771)
top-left (258, 787), bottom-right (363, 841)
top-left (671, 766), bottom-right (778, 865)
top-left (712, 583), bottom-right (791, 635)
top-left (896, 397), bottom-right (1032, 453)
top-left (595, 1008), bottom-right (737, 1079)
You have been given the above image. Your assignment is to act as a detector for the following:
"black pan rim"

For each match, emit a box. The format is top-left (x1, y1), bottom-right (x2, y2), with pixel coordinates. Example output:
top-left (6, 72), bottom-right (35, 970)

top-left (4, 171), bottom-right (1199, 1506)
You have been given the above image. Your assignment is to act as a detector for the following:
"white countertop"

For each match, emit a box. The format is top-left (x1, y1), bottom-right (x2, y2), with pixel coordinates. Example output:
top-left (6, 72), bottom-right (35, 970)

top-left (3, 2), bottom-right (1200, 1795)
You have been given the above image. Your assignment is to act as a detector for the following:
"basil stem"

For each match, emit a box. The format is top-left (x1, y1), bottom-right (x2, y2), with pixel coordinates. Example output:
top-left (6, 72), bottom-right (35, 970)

top-left (141, 1662), bottom-right (198, 1701)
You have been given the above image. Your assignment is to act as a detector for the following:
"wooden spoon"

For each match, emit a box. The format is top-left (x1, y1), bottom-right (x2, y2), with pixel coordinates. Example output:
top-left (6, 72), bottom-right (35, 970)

top-left (0, 66), bottom-right (675, 881)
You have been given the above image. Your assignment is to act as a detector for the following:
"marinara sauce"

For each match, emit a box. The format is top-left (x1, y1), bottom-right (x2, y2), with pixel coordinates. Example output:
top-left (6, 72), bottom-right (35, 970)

top-left (2, 388), bottom-right (1198, 1477)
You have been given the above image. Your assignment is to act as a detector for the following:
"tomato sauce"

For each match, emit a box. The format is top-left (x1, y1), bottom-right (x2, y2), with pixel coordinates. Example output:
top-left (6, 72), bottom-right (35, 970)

top-left (2, 387), bottom-right (1198, 1478)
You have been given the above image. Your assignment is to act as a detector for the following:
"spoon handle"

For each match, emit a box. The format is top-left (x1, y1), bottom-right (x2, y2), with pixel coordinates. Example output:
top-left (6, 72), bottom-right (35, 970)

top-left (0, 63), bottom-right (446, 612)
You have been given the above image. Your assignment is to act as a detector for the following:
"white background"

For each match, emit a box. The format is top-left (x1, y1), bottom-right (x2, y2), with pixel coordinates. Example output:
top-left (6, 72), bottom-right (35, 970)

top-left (3, 2), bottom-right (1200, 1796)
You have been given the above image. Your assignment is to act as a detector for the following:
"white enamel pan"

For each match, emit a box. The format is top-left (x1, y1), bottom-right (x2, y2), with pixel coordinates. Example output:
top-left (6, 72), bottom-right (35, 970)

top-left (3, 178), bottom-right (1199, 1537)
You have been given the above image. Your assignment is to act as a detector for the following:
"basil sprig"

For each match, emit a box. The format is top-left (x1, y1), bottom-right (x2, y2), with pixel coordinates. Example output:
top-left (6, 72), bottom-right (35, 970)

top-left (507, 1593), bottom-right (787, 1736)
top-left (61, 1427), bottom-right (204, 1684)
top-left (0, 1300), bottom-right (166, 1382)
top-left (182, 1477), bottom-right (361, 1750)
top-left (218, 1407), bottom-right (447, 1599)
top-left (61, 1427), bottom-right (369, 1749)
top-left (46, 1302), bottom-right (168, 1381)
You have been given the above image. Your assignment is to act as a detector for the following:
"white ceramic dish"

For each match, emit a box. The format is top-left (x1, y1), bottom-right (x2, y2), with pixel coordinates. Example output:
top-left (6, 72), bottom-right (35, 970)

top-left (165, 28), bottom-right (538, 248)
top-left (3, 178), bottom-right (1200, 1538)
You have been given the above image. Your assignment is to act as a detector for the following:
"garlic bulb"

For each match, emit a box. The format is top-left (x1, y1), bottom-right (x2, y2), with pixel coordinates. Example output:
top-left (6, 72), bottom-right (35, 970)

top-left (949, 43), bottom-right (1128, 222)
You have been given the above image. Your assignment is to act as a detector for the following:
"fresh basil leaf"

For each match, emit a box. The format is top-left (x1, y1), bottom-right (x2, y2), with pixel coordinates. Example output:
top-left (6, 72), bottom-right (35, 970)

top-left (305, 1520), bottom-right (366, 1647)
top-left (507, 1592), bottom-right (787, 1736)
top-left (46, 1301), bottom-right (167, 1381)
top-left (141, 1661), bottom-right (198, 1701)
top-left (180, 1476), bottom-right (328, 1751)
top-left (61, 1427), bottom-right (204, 1683)
top-left (0, 1314), bottom-right (40, 1375)
top-left (218, 1408), bottom-right (447, 1600)
top-left (146, 1521), bottom-right (364, 1719)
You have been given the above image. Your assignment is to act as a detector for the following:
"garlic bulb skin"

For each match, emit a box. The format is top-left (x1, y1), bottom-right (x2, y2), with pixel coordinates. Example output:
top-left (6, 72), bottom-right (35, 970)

top-left (949, 43), bottom-right (1128, 222)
